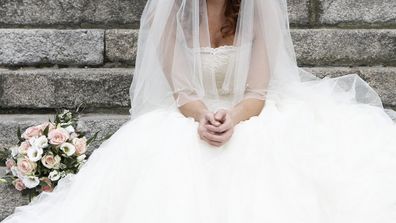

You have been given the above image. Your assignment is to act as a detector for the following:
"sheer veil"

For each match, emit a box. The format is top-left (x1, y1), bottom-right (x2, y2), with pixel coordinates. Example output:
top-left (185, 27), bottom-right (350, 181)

top-left (128, 0), bottom-right (395, 121)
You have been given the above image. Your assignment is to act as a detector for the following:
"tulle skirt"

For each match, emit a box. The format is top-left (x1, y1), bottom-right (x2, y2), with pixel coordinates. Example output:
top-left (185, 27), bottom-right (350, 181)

top-left (2, 76), bottom-right (396, 223)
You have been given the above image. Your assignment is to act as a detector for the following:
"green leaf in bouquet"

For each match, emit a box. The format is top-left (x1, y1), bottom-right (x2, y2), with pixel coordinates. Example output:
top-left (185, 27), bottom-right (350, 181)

top-left (54, 114), bottom-right (60, 125)
top-left (0, 175), bottom-right (14, 185)
top-left (77, 132), bottom-right (86, 137)
top-left (22, 188), bottom-right (39, 202)
top-left (98, 133), bottom-right (114, 144)
top-left (0, 148), bottom-right (10, 165)
top-left (86, 131), bottom-right (100, 146)
top-left (17, 126), bottom-right (22, 141)
top-left (43, 124), bottom-right (50, 137)
top-left (38, 180), bottom-right (50, 187)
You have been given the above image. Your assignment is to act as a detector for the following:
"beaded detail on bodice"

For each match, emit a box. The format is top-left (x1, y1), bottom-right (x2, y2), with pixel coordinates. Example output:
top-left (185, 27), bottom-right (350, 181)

top-left (199, 45), bottom-right (237, 95)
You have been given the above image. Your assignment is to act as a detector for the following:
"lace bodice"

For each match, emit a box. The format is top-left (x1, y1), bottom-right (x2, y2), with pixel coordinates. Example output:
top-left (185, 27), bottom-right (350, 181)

top-left (198, 45), bottom-right (237, 110)
top-left (199, 45), bottom-right (237, 94)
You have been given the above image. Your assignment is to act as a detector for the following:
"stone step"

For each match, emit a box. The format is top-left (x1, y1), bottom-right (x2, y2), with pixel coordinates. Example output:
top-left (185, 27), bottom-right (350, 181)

top-left (293, 29), bottom-right (396, 66)
top-left (0, 0), bottom-right (146, 29)
top-left (107, 28), bottom-right (395, 66)
top-left (0, 68), bottom-right (133, 110)
top-left (0, 29), bottom-right (104, 66)
top-left (319, 0), bottom-right (396, 27)
top-left (1, 29), bottom-right (394, 67)
top-left (105, 29), bottom-right (138, 65)
top-left (0, 0), bottom-right (394, 28)
top-left (0, 67), bottom-right (395, 110)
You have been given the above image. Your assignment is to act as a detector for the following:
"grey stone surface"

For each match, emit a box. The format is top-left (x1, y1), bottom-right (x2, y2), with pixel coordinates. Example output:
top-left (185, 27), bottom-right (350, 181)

top-left (0, 68), bottom-right (133, 109)
top-left (0, 0), bottom-right (147, 28)
top-left (0, 0), bottom-right (310, 28)
top-left (105, 29), bottom-right (138, 65)
top-left (0, 113), bottom-right (129, 154)
top-left (0, 29), bottom-right (104, 66)
top-left (0, 184), bottom-right (29, 221)
top-left (101, 29), bottom-right (396, 67)
top-left (0, 66), bottom-right (395, 110)
top-left (292, 29), bottom-right (396, 66)
top-left (287, 0), bottom-right (310, 25)
top-left (0, 167), bottom-right (6, 176)
top-left (306, 67), bottom-right (396, 107)
top-left (319, 0), bottom-right (396, 26)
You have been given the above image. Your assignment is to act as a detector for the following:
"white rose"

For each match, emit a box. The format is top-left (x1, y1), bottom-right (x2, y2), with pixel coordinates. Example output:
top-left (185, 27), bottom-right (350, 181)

top-left (21, 126), bottom-right (42, 140)
top-left (41, 154), bottom-right (61, 169)
top-left (53, 155), bottom-right (61, 169)
top-left (64, 125), bottom-right (75, 134)
top-left (60, 143), bottom-right (76, 156)
top-left (13, 178), bottom-right (26, 191)
top-left (77, 154), bottom-right (86, 162)
top-left (10, 166), bottom-right (20, 177)
top-left (17, 157), bottom-right (37, 175)
top-left (21, 175), bottom-right (40, 189)
top-left (10, 146), bottom-right (19, 158)
top-left (59, 171), bottom-right (66, 178)
top-left (77, 160), bottom-right (87, 170)
top-left (30, 135), bottom-right (48, 149)
top-left (28, 137), bottom-right (37, 147)
top-left (18, 141), bottom-right (30, 155)
top-left (27, 146), bottom-right (44, 162)
top-left (72, 137), bottom-right (87, 155)
top-left (48, 170), bottom-right (61, 181)
top-left (48, 128), bottom-right (69, 145)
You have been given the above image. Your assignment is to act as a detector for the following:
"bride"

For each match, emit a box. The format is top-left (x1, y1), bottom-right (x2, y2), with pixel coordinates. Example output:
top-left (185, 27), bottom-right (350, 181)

top-left (3, 0), bottom-right (396, 222)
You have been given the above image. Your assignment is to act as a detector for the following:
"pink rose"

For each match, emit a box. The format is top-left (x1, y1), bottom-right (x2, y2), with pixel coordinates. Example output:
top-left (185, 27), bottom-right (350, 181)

top-left (5, 159), bottom-right (16, 170)
top-left (41, 154), bottom-right (61, 169)
top-left (21, 126), bottom-right (42, 140)
top-left (17, 157), bottom-right (37, 175)
top-left (72, 137), bottom-right (87, 155)
top-left (18, 141), bottom-right (30, 155)
top-left (39, 122), bottom-right (55, 132)
top-left (13, 179), bottom-right (26, 191)
top-left (48, 128), bottom-right (70, 145)
top-left (39, 177), bottom-right (53, 192)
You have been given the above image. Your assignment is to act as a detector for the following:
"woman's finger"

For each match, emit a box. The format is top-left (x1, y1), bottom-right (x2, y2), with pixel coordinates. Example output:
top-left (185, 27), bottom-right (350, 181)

top-left (217, 117), bottom-right (233, 132)
top-left (200, 135), bottom-right (223, 147)
top-left (204, 124), bottom-right (223, 133)
top-left (214, 109), bottom-right (227, 122)
top-left (203, 130), bottom-right (231, 143)
top-left (205, 113), bottom-right (221, 126)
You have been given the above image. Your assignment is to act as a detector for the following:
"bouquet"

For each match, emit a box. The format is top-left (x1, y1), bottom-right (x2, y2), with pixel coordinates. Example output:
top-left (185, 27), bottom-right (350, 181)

top-left (0, 109), bottom-right (100, 201)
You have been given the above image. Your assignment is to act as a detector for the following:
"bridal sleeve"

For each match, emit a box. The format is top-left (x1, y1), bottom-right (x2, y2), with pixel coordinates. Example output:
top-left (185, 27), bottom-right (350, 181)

top-left (159, 23), bottom-right (204, 108)
top-left (243, 23), bottom-right (271, 101)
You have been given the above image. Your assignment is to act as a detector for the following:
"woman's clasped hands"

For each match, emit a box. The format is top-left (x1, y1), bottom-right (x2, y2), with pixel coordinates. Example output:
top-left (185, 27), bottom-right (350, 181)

top-left (198, 109), bottom-right (235, 147)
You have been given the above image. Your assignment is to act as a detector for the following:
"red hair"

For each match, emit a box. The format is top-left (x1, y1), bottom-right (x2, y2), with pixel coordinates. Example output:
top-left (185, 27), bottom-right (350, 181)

top-left (221, 0), bottom-right (241, 37)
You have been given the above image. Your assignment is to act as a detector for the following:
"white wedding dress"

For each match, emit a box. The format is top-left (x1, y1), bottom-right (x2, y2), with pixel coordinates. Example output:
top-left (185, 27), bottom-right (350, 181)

top-left (2, 46), bottom-right (396, 223)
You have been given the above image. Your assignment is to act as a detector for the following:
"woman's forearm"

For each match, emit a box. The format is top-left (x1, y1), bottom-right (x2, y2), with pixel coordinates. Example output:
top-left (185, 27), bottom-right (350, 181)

top-left (179, 100), bottom-right (210, 122)
top-left (230, 98), bottom-right (265, 125)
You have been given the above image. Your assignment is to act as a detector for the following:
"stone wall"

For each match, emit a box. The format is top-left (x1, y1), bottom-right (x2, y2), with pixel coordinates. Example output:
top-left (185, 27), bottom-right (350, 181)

top-left (0, 0), bottom-right (395, 219)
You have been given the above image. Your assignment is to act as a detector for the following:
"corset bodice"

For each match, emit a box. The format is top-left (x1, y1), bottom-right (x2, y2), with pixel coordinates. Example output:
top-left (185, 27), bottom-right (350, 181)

top-left (199, 45), bottom-right (236, 95)
top-left (198, 45), bottom-right (237, 111)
